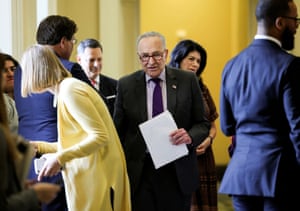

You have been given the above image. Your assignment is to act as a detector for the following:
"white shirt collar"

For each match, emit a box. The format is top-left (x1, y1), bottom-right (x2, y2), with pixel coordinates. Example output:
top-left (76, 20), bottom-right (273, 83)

top-left (254, 34), bottom-right (282, 47)
top-left (94, 74), bottom-right (100, 84)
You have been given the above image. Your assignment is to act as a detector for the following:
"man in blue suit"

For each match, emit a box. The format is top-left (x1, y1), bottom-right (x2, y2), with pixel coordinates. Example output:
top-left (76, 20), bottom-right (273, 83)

top-left (219, 0), bottom-right (300, 210)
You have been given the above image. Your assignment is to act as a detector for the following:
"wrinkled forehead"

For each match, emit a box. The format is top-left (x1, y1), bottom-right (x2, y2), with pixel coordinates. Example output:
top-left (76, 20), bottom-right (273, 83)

top-left (137, 36), bottom-right (165, 53)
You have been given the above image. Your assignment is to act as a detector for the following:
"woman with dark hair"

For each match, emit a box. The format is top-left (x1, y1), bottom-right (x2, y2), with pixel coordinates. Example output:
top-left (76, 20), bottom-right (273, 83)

top-left (0, 53), bottom-right (19, 134)
top-left (0, 54), bottom-right (60, 211)
top-left (170, 40), bottom-right (218, 211)
top-left (1, 53), bottom-right (18, 99)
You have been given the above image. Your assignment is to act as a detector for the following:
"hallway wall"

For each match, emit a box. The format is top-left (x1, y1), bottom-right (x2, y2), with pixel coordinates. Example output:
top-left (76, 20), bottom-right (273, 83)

top-left (140, 0), bottom-right (252, 165)
top-left (3, 0), bottom-right (300, 166)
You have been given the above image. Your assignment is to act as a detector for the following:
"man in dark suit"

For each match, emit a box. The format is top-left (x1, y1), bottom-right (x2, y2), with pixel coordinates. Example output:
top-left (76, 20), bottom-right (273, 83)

top-left (114, 31), bottom-right (210, 211)
top-left (219, 0), bottom-right (300, 210)
top-left (77, 38), bottom-right (117, 116)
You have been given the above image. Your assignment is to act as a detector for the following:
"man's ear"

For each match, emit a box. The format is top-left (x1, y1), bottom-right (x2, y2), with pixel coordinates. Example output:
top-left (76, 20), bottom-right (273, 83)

top-left (60, 37), bottom-right (68, 49)
top-left (164, 49), bottom-right (169, 60)
top-left (275, 17), bottom-right (285, 30)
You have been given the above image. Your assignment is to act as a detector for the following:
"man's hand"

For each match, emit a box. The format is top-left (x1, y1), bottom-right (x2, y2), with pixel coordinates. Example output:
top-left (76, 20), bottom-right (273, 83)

top-left (170, 128), bottom-right (192, 145)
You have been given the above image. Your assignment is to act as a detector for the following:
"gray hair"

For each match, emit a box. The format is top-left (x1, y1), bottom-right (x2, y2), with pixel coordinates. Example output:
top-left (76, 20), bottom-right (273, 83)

top-left (136, 31), bottom-right (166, 49)
top-left (77, 38), bottom-right (103, 55)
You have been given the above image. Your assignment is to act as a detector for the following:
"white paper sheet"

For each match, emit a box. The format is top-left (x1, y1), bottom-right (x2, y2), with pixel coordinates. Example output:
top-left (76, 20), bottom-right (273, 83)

top-left (139, 110), bottom-right (188, 169)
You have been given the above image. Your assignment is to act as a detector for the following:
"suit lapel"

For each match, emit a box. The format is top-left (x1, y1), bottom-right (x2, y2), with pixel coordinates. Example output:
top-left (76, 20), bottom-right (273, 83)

top-left (133, 68), bottom-right (177, 121)
top-left (166, 67), bottom-right (177, 114)
top-left (134, 71), bottom-right (148, 122)
top-left (99, 75), bottom-right (104, 93)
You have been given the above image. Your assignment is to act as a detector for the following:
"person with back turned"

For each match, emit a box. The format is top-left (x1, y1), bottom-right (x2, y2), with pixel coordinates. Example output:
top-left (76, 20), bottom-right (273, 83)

top-left (219, 0), bottom-right (300, 210)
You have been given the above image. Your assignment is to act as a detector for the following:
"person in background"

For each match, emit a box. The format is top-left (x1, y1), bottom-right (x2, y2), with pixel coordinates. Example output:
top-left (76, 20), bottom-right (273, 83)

top-left (20, 44), bottom-right (131, 211)
top-left (14, 15), bottom-right (92, 211)
top-left (1, 53), bottom-right (19, 134)
top-left (0, 53), bottom-right (60, 211)
top-left (114, 31), bottom-right (210, 211)
top-left (77, 38), bottom-right (117, 116)
top-left (169, 39), bottom-right (218, 211)
top-left (219, 0), bottom-right (300, 210)
top-left (2, 53), bottom-right (18, 99)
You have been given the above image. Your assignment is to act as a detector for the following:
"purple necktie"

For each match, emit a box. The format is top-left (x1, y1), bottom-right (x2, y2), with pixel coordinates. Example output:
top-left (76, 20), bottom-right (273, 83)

top-left (152, 78), bottom-right (163, 117)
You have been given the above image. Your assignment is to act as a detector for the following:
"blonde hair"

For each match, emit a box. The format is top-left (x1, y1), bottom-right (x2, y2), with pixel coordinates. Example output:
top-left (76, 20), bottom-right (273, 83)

top-left (20, 44), bottom-right (71, 97)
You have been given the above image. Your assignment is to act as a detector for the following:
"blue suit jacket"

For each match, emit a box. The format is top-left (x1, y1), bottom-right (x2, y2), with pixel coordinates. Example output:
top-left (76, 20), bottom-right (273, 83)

top-left (114, 66), bottom-right (210, 195)
top-left (219, 39), bottom-right (300, 197)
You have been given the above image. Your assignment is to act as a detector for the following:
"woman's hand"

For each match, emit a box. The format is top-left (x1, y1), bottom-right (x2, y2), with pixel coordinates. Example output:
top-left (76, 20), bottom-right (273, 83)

top-left (196, 136), bottom-right (212, 155)
top-left (37, 153), bottom-right (62, 181)
top-left (31, 183), bottom-right (61, 204)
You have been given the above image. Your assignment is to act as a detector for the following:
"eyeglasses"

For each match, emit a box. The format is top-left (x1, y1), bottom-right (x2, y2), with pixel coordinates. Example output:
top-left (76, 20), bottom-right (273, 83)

top-left (71, 38), bottom-right (77, 44)
top-left (138, 51), bottom-right (165, 63)
top-left (2, 66), bottom-right (16, 73)
top-left (282, 16), bottom-right (300, 24)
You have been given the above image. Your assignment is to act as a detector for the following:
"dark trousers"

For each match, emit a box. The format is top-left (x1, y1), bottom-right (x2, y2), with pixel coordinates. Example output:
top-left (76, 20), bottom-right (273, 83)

top-left (41, 174), bottom-right (68, 211)
top-left (132, 155), bottom-right (191, 211)
top-left (232, 194), bottom-right (300, 211)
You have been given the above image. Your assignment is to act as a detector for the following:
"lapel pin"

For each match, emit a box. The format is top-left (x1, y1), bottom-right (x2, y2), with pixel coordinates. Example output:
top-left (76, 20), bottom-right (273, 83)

top-left (172, 85), bottom-right (177, 89)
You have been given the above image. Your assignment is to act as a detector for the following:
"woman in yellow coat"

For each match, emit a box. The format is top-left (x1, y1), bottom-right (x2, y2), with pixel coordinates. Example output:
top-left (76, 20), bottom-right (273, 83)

top-left (20, 44), bottom-right (131, 211)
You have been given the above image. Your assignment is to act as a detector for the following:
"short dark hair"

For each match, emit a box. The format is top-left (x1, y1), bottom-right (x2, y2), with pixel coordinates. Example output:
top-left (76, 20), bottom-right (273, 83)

top-left (256, 0), bottom-right (292, 27)
top-left (77, 38), bottom-right (103, 54)
top-left (169, 39), bottom-right (207, 77)
top-left (36, 15), bottom-right (78, 45)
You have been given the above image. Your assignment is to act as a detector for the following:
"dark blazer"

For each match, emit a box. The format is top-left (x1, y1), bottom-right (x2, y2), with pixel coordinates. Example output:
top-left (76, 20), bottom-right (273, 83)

top-left (98, 74), bottom-right (117, 116)
top-left (219, 39), bottom-right (300, 197)
top-left (114, 66), bottom-right (210, 195)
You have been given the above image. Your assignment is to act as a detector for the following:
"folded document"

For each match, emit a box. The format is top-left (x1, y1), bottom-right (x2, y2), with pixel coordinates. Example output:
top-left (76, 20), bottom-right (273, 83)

top-left (139, 110), bottom-right (188, 169)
